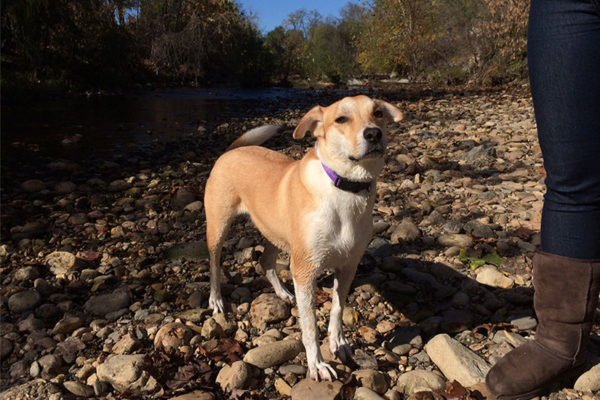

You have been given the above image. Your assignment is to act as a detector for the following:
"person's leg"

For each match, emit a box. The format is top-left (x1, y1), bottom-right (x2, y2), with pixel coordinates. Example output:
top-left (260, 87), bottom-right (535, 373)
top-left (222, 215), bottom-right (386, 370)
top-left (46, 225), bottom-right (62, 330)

top-left (531, 0), bottom-right (600, 258)
top-left (486, 0), bottom-right (600, 398)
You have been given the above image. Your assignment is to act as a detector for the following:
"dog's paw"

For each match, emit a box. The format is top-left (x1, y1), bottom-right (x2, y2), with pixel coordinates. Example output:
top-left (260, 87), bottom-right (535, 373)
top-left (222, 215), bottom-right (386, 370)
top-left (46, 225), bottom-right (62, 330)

top-left (275, 287), bottom-right (295, 304)
top-left (309, 360), bottom-right (338, 381)
top-left (329, 335), bottom-right (352, 364)
top-left (208, 294), bottom-right (225, 314)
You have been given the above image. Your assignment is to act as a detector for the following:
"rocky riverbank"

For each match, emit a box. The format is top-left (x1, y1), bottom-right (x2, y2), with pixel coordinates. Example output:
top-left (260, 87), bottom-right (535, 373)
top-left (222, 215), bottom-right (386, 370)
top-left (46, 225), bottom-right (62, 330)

top-left (1, 86), bottom-right (599, 400)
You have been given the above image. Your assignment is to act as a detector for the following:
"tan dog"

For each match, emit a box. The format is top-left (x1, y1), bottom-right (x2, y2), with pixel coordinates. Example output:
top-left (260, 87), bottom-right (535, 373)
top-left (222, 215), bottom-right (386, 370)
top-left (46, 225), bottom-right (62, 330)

top-left (204, 95), bottom-right (403, 380)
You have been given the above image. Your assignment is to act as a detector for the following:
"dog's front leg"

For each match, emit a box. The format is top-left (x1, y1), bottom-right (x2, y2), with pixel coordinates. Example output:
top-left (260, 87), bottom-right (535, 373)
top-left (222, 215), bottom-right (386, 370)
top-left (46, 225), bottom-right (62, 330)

top-left (328, 265), bottom-right (356, 363)
top-left (293, 263), bottom-right (338, 381)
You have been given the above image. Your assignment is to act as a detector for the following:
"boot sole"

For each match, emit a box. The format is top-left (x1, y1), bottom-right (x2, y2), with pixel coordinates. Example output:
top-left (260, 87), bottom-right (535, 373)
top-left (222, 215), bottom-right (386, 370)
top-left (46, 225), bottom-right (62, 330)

top-left (488, 364), bottom-right (586, 400)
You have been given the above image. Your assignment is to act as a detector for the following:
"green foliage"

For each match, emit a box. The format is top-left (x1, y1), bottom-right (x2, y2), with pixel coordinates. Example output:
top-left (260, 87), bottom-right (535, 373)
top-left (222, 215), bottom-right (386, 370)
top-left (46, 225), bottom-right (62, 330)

top-left (459, 249), bottom-right (505, 270)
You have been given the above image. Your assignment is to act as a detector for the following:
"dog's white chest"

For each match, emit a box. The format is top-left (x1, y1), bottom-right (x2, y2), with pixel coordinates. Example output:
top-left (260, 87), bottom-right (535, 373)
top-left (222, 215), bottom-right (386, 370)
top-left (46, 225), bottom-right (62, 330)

top-left (305, 190), bottom-right (373, 268)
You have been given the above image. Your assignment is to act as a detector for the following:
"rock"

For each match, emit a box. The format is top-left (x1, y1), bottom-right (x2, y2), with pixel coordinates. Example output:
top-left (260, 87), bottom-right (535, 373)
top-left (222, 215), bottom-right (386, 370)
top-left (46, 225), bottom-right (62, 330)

top-left (279, 364), bottom-right (307, 375)
top-left (216, 360), bottom-right (250, 392)
top-left (96, 354), bottom-right (158, 395)
top-left (14, 266), bottom-right (40, 281)
top-left (354, 349), bottom-right (378, 369)
top-left (476, 265), bottom-right (514, 289)
top-left (46, 251), bottom-right (77, 277)
top-left (169, 391), bottom-right (215, 400)
top-left (574, 363), bottom-right (600, 392)
top-left (56, 337), bottom-right (86, 363)
top-left (464, 220), bottom-right (495, 239)
top-left (38, 354), bottom-right (62, 377)
top-left (0, 337), bottom-right (13, 359)
top-left (172, 188), bottom-right (197, 209)
top-left (84, 289), bottom-right (131, 316)
top-left (243, 339), bottom-right (303, 368)
top-left (437, 234), bottom-right (473, 248)
top-left (275, 377), bottom-right (293, 396)
top-left (56, 181), bottom-right (77, 194)
top-left (250, 293), bottom-right (290, 328)
top-left (201, 318), bottom-right (225, 339)
top-left (291, 378), bottom-right (343, 400)
top-left (213, 313), bottom-right (236, 334)
top-left (354, 387), bottom-right (385, 400)
top-left (63, 381), bottom-right (94, 397)
top-left (353, 369), bottom-right (388, 394)
top-left (509, 316), bottom-right (537, 330)
top-left (53, 316), bottom-right (84, 335)
top-left (113, 333), bottom-right (141, 355)
top-left (395, 370), bottom-right (445, 394)
top-left (492, 331), bottom-right (527, 348)
top-left (154, 322), bottom-right (193, 354)
top-left (343, 307), bottom-right (356, 328)
top-left (18, 313), bottom-right (44, 332)
top-left (359, 326), bottom-right (379, 343)
top-left (384, 389), bottom-right (402, 400)
top-left (108, 179), bottom-right (130, 192)
top-left (8, 290), bottom-right (41, 313)
top-left (184, 201), bottom-right (203, 212)
top-left (460, 144), bottom-right (495, 162)
top-left (0, 379), bottom-right (63, 400)
top-left (368, 237), bottom-right (391, 257)
top-left (376, 320), bottom-right (396, 334)
top-left (390, 219), bottom-right (420, 243)
top-left (166, 241), bottom-right (209, 261)
top-left (21, 179), bottom-right (46, 192)
top-left (424, 334), bottom-right (490, 387)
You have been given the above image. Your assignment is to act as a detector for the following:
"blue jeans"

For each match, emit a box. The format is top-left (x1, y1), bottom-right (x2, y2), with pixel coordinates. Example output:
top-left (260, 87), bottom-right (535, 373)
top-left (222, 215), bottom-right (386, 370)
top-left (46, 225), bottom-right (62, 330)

top-left (528, 0), bottom-right (600, 259)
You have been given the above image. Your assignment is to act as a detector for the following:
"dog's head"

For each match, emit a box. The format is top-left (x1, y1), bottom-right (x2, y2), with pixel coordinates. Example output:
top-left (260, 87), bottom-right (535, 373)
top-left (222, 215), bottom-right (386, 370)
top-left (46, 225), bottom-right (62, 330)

top-left (293, 95), bottom-right (403, 181)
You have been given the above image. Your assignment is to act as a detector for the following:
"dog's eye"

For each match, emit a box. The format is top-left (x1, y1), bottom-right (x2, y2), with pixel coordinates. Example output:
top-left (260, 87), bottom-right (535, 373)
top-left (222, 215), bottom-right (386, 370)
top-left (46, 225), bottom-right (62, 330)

top-left (335, 116), bottom-right (348, 124)
top-left (373, 110), bottom-right (384, 118)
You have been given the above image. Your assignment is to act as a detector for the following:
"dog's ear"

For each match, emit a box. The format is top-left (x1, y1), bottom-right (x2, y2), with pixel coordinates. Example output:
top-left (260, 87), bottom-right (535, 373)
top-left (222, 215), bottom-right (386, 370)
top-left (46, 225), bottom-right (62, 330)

top-left (375, 100), bottom-right (404, 123)
top-left (293, 106), bottom-right (323, 139)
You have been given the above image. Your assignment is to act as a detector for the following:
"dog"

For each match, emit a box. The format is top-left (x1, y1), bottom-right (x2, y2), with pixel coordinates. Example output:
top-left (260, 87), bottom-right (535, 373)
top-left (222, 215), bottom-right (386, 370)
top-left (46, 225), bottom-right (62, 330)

top-left (204, 95), bottom-right (403, 380)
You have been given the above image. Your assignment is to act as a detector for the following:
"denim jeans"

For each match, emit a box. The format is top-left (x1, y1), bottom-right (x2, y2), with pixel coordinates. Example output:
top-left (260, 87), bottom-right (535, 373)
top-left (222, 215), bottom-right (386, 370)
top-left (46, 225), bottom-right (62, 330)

top-left (528, 0), bottom-right (600, 258)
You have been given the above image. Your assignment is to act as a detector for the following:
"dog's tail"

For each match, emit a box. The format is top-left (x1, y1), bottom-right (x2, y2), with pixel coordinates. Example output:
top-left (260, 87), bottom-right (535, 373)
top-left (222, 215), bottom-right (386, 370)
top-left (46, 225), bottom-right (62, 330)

top-left (226, 125), bottom-right (280, 151)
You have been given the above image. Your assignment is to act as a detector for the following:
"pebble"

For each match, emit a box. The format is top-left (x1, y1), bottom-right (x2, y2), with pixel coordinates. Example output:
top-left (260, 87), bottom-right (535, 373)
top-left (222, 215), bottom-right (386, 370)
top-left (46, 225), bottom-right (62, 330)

top-left (52, 316), bottom-right (84, 335)
top-left (574, 363), bottom-right (600, 392)
top-left (291, 378), bottom-right (343, 400)
top-left (424, 334), bottom-right (490, 387)
top-left (84, 289), bottom-right (131, 316)
top-left (96, 354), bottom-right (158, 395)
top-left (395, 370), bottom-right (445, 394)
top-left (509, 316), bottom-right (537, 330)
top-left (169, 391), bottom-right (215, 400)
top-left (354, 387), bottom-right (385, 400)
top-left (0, 337), bottom-right (14, 359)
top-left (243, 339), bottom-right (303, 368)
top-left (8, 290), bottom-right (41, 313)
top-left (390, 218), bottom-right (420, 243)
top-left (216, 360), bottom-right (250, 392)
top-left (437, 234), bottom-right (473, 248)
top-left (476, 265), bottom-right (514, 289)
top-left (154, 322), bottom-right (193, 353)
top-left (45, 251), bottom-right (77, 277)
top-left (250, 293), bottom-right (290, 328)
top-left (63, 380), bottom-right (95, 397)
top-left (353, 369), bottom-right (389, 394)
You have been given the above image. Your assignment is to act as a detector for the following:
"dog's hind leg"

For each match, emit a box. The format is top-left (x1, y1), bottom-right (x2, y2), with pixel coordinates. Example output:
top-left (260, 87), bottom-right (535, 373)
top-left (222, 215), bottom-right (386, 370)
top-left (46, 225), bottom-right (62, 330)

top-left (205, 187), bottom-right (236, 315)
top-left (261, 241), bottom-right (294, 303)
top-left (328, 264), bottom-right (356, 364)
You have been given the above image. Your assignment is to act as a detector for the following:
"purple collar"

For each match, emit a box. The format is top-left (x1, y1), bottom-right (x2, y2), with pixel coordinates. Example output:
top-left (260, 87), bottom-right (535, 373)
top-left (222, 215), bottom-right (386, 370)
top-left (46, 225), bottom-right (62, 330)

top-left (321, 162), bottom-right (373, 193)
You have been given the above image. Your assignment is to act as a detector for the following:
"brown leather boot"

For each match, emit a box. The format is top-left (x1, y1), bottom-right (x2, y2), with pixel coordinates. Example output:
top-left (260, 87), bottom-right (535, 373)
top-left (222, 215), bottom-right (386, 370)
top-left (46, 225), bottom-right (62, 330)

top-left (486, 251), bottom-right (600, 400)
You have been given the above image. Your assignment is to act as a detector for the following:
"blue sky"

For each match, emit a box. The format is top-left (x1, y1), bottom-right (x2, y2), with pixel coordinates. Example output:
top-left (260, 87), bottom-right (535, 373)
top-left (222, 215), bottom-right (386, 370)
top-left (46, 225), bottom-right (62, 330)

top-left (237, 0), bottom-right (355, 33)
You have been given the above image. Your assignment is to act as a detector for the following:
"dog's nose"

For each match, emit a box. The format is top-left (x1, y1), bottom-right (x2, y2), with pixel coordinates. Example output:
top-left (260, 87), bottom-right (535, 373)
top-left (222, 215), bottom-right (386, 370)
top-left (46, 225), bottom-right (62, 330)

top-left (363, 127), bottom-right (382, 144)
